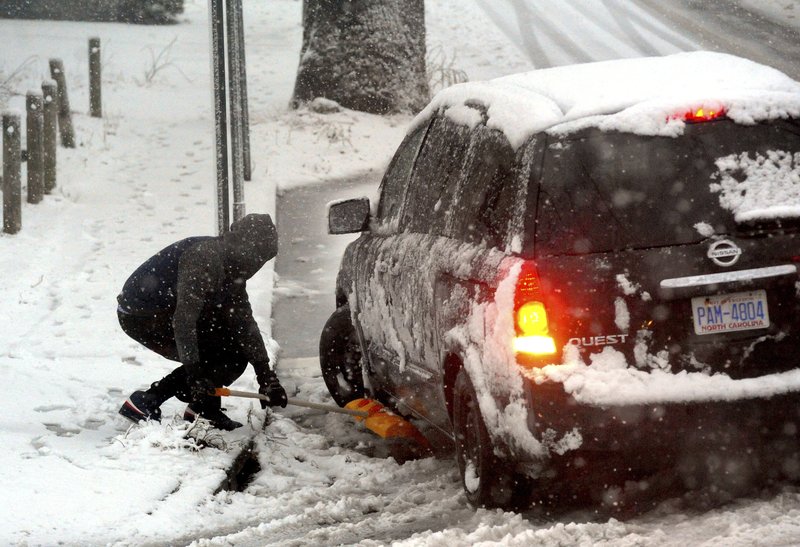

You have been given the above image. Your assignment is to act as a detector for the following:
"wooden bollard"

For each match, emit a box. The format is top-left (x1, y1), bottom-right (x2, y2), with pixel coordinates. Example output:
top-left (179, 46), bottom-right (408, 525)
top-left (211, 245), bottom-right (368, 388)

top-left (26, 92), bottom-right (44, 204)
top-left (89, 37), bottom-right (102, 118)
top-left (41, 81), bottom-right (57, 193)
top-left (48, 58), bottom-right (75, 148)
top-left (3, 113), bottom-right (22, 234)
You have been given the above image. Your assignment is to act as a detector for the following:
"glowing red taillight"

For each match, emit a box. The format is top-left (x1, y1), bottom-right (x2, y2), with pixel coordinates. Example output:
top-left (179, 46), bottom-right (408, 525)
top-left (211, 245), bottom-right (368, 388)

top-left (513, 262), bottom-right (556, 356)
top-left (683, 106), bottom-right (725, 123)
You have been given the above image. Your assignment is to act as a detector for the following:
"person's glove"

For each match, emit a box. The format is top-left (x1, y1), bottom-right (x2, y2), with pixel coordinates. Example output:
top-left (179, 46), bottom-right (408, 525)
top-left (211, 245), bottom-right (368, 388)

top-left (258, 373), bottom-right (287, 409)
top-left (189, 376), bottom-right (216, 400)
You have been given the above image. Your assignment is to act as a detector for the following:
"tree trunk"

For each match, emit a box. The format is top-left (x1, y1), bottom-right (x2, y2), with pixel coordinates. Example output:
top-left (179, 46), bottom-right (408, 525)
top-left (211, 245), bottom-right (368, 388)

top-left (292, 0), bottom-right (429, 115)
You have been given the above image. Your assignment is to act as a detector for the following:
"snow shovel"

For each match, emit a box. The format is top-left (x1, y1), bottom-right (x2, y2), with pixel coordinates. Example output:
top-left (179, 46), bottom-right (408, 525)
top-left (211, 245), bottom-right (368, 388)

top-left (344, 397), bottom-right (431, 450)
top-left (213, 387), bottom-right (368, 417)
top-left (214, 388), bottom-right (430, 448)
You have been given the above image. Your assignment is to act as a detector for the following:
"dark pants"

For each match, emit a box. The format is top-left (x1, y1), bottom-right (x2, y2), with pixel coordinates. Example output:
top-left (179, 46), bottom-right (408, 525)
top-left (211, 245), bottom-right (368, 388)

top-left (118, 310), bottom-right (247, 408)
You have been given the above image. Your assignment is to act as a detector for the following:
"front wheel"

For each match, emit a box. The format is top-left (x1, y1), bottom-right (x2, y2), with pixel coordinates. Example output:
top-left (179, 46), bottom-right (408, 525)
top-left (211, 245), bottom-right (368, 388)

top-left (453, 369), bottom-right (531, 509)
top-left (319, 306), bottom-right (365, 407)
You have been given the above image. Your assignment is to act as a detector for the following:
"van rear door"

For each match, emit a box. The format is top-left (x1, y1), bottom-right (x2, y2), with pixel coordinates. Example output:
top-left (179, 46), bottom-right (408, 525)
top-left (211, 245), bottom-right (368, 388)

top-left (532, 120), bottom-right (800, 378)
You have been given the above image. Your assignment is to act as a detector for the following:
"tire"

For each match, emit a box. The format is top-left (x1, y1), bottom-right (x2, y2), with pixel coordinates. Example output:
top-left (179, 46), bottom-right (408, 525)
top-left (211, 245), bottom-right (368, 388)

top-left (319, 306), bottom-right (365, 407)
top-left (453, 369), bottom-right (531, 510)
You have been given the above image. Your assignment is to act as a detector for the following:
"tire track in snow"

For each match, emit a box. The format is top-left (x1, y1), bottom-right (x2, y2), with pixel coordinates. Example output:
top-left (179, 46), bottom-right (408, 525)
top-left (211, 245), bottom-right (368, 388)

top-left (476, 0), bottom-right (698, 68)
top-left (600, 0), bottom-right (662, 56)
top-left (473, 0), bottom-right (551, 67)
top-left (474, 0), bottom-right (699, 68)
top-left (612, 0), bottom-right (699, 51)
top-left (632, 0), bottom-right (800, 80)
top-left (600, 0), bottom-right (697, 55)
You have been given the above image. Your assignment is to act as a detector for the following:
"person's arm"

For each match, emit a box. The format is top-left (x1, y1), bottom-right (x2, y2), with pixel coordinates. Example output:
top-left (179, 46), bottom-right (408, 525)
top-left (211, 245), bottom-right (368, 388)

top-left (234, 291), bottom-right (272, 382)
top-left (231, 292), bottom-right (287, 407)
top-left (173, 243), bottom-right (220, 378)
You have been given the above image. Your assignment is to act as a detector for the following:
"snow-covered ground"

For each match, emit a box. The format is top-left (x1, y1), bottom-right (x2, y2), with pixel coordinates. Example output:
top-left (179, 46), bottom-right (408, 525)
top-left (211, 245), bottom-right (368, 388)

top-left (2, 0), bottom-right (800, 545)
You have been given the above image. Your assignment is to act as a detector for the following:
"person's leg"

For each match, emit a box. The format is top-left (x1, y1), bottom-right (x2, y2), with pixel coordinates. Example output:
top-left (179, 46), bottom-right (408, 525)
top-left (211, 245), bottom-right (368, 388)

top-left (183, 358), bottom-right (248, 430)
top-left (147, 365), bottom-right (192, 403)
top-left (118, 311), bottom-right (183, 422)
top-left (117, 311), bottom-right (180, 361)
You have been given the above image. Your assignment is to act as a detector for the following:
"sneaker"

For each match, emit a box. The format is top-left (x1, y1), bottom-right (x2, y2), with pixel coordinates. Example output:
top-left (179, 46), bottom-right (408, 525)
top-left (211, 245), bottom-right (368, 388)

top-left (184, 405), bottom-right (243, 431)
top-left (119, 390), bottom-right (162, 423)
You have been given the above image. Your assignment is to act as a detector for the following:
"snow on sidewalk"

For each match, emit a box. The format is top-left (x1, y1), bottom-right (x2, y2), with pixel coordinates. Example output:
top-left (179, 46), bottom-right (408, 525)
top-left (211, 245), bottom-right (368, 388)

top-left (0, 0), bottom-right (413, 543)
top-left (0, 4), bottom-right (267, 543)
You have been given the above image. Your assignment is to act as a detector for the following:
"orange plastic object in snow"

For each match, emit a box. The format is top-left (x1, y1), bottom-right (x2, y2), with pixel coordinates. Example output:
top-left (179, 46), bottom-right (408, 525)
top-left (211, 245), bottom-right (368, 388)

top-left (214, 388), bottom-right (429, 448)
top-left (345, 398), bottom-right (431, 449)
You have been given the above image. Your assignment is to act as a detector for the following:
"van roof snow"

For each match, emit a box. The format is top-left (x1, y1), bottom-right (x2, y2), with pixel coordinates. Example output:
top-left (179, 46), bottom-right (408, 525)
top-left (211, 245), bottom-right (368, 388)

top-left (411, 51), bottom-right (800, 149)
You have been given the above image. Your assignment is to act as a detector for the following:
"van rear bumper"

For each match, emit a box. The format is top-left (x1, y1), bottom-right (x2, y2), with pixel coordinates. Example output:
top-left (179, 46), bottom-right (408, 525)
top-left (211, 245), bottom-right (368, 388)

top-left (523, 379), bottom-right (800, 458)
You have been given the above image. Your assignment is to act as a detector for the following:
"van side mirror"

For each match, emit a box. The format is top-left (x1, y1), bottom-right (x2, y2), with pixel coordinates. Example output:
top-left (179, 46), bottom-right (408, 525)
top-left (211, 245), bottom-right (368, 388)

top-left (328, 197), bottom-right (370, 234)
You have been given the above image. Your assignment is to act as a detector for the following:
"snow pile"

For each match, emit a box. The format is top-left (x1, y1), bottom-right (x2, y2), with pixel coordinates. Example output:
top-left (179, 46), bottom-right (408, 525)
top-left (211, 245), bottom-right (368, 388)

top-left (616, 273), bottom-right (650, 301)
top-left (712, 150), bottom-right (800, 222)
top-left (528, 346), bottom-right (800, 406)
top-left (413, 51), bottom-right (800, 148)
top-left (390, 515), bottom-right (658, 546)
top-left (694, 221), bottom-right (716, 237)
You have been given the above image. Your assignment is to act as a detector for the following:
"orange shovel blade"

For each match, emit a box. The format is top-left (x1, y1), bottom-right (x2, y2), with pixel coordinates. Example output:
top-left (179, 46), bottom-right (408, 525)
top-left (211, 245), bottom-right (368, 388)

top-left (345, 398), bottom-right (430, 450)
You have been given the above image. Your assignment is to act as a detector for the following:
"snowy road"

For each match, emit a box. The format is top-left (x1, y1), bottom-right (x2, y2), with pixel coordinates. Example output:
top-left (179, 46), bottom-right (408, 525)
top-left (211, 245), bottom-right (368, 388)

top-left (472, 0), bottom-right (697, 67)
top-left (272, 177), bottom-right (374, 358)
top-left (470, 0), bottom-right (800, 79)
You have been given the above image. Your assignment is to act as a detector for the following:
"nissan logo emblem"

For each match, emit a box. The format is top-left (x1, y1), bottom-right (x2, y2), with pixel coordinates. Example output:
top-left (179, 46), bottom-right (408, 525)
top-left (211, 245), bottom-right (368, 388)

top-left (707, 239), bottom-right (742, 267)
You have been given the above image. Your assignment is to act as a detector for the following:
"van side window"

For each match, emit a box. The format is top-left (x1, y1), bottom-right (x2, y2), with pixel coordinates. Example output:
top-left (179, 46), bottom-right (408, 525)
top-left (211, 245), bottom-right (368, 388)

top-left (401, 116), bottom-right (471, 234)
top-left (375, 123), bottom-right (429, 231)
top-left (448, 127), bottom-right (516, 248)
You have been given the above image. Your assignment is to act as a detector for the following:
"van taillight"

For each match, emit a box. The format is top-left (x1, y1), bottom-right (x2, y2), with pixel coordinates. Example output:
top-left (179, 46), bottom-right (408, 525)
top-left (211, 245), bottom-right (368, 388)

top-left (683, 107), bottom-right (725, 123)
top-left (513, 262), bottom-right (556, 356)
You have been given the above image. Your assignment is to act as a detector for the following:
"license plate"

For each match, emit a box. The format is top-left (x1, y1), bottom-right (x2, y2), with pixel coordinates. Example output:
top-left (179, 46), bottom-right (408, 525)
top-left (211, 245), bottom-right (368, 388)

top-left (692, 290), bottom-right (770, 335)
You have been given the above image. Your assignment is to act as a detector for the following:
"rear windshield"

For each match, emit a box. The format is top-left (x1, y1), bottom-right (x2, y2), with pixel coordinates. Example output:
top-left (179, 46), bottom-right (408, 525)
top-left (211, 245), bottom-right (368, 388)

top-left (533, 119), bottom-right (800, 256)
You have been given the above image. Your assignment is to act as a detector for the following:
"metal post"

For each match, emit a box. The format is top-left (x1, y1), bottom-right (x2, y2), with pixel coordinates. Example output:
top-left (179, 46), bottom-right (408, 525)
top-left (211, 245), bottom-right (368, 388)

top-left (89, 37), bottom-right (102, 118)
top-left (235, 0), bottom-right (252, 182)
top-left (41, 81), bottom-right (57, 193)
top-left (26, 92), bottom-right (44, 204)
top-left (210, 0), bottom-right (230, 234)
top-left (49, 59), bottom-right (75, 148)
top-left (226, 0), bottom-right (245, 222)
top-left (3, 113), bottom-right (22, 234)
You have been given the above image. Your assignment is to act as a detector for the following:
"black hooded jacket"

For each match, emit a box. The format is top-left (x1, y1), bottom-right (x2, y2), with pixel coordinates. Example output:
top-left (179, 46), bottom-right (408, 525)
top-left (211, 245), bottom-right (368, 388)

top-left (118, 214), bottom-right (278, 383)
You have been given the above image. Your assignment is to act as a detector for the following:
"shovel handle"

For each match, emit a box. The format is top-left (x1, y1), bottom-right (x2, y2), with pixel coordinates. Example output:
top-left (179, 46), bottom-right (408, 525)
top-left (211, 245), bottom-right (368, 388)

top-left (214, 387), bottom-right (369, 418)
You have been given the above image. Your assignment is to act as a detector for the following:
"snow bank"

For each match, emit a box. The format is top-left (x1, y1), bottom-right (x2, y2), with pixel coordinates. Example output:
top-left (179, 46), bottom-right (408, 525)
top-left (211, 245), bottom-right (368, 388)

top-left (412, 51), bottom-right (800, 148)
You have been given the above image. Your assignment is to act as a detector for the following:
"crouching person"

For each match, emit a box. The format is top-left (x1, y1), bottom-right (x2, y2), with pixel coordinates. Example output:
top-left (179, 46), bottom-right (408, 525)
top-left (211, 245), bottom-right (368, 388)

top-left (117, 213), bottom-right (287, 430)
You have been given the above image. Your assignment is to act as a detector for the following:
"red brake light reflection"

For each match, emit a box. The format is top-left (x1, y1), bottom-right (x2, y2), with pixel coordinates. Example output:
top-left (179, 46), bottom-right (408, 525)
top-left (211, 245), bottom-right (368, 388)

top-left (684, 107), bottom-right (725, 123)
top-left (514, 263), bottom-right (540, 309)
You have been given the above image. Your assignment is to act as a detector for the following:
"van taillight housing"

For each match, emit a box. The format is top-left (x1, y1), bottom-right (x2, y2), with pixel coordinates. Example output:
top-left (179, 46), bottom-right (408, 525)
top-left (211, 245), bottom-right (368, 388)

top-left (513, 262), bottom-right (556, 357)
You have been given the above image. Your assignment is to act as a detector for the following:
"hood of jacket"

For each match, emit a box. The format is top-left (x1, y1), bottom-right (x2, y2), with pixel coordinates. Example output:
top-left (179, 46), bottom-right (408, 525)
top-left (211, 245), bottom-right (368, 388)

top-left (221, 213), bottom-right (278, 280)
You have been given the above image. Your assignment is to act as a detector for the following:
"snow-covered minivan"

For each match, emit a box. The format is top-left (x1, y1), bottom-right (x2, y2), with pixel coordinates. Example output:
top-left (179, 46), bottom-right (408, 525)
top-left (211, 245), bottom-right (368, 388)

top-left (321, 52), bottom-right (800, 508)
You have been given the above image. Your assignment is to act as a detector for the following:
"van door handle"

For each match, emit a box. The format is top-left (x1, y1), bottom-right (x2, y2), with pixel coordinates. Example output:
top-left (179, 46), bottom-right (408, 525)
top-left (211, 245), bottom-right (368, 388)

top-left (660, 264), bottom-right (797, 289)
